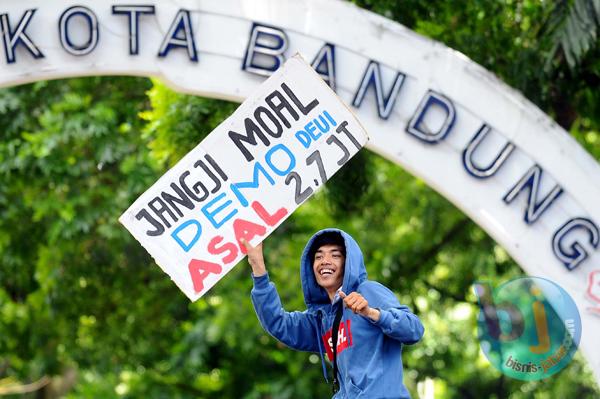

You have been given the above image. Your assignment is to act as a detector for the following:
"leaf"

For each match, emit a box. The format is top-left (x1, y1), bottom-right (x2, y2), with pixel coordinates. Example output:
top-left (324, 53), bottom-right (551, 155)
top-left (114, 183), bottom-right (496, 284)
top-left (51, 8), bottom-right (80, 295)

top-left (546, 0), bottom-right (600, 68)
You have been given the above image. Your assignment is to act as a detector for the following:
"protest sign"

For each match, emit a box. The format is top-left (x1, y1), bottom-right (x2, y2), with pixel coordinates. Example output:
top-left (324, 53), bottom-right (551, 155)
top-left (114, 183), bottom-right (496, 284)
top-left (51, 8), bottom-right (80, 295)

top-left (119, 54), bottom-right (369, 301)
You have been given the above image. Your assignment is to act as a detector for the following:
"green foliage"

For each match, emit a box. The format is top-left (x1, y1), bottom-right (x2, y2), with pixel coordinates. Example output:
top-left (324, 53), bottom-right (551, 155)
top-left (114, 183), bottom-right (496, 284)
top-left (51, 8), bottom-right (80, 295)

top-left (545, 0), bottom-right (600, 68)
top-left (324, 150), bottom-right (374, 218)
top-left (140, 80), bottom-right (237, 167)
top-left (1, 1), bottom-right (600, 398)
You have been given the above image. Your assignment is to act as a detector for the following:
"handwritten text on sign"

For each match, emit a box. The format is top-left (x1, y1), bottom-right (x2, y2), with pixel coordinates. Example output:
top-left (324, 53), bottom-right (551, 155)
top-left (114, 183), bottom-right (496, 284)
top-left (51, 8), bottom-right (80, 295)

top-left (119, 55), bottom-right (369, 301)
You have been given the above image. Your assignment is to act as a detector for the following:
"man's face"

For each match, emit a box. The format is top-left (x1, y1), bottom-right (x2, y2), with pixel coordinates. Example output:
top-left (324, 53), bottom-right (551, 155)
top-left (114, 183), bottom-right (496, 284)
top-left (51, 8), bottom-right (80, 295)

top-left (313, 244), bottom-right (345, 291)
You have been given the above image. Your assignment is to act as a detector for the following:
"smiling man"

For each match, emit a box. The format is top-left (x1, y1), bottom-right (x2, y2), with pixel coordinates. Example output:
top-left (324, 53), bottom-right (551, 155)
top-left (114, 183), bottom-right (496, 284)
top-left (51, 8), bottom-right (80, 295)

top-left (243, 228), bottom-right (424, 398)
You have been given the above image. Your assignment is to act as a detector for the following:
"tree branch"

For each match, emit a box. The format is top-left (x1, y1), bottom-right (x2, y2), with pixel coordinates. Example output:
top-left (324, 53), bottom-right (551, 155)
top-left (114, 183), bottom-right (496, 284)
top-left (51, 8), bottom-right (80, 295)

top-left (418, 218), bottom-right (471, 268)
top-left (0, 376), bottom-right (50, 395)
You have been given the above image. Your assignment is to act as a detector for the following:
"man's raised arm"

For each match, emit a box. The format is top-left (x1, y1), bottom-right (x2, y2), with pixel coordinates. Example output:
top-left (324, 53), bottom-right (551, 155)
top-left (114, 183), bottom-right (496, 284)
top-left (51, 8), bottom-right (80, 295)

top-left (242, 239), bottom-right (321, 353)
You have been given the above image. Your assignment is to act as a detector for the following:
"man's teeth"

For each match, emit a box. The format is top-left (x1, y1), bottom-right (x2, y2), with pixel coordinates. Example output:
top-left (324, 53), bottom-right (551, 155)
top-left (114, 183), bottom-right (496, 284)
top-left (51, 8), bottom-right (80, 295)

top-left (320, 269), bottom-right (334, 276)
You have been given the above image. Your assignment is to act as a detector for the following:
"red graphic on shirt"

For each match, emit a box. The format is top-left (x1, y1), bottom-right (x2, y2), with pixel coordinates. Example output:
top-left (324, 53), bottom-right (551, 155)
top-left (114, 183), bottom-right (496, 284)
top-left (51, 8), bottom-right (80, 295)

top-left (322, 319), bottom-right (353, 361)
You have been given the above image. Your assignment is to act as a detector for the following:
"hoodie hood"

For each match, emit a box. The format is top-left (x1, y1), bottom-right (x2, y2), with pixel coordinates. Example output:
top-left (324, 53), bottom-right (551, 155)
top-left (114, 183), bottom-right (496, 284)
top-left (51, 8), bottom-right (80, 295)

top-left (300, 228), bottom-right (368, 309)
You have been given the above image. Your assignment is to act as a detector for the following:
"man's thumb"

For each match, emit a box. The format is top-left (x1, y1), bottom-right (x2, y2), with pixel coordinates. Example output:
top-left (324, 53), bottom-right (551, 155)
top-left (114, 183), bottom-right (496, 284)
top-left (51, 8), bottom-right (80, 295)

top-left (339, 291), bottom-right (346, 299)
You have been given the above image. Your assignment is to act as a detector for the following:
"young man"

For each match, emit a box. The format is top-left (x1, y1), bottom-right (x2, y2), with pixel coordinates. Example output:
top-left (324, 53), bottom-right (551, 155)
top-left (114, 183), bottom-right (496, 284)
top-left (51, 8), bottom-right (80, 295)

top-left (243, 228), bottom-right (424, 398)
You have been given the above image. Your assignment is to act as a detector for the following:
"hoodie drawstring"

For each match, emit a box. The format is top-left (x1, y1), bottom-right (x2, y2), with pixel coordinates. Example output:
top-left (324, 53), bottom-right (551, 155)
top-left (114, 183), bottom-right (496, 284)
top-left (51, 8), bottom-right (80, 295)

top-left (316, 310), bottom-right (329, 383)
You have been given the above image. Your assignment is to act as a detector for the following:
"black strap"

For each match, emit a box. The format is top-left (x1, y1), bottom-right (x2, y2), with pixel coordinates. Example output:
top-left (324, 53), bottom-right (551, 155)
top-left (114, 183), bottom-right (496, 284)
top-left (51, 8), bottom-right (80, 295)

top-left (331, 304), bottom-right (344, 394)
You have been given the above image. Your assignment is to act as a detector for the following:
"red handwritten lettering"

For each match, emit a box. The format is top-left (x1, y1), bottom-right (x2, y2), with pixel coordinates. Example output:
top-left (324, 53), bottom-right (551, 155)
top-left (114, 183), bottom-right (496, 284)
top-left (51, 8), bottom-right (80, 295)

top-left (188, 259), bottom-right (222, 293)
top-left (234, 219), bottom-right (266, 254)
top-left (208, 235), bottom-right (238, 264)
top-left (252, 201), bottom-right (288, 226)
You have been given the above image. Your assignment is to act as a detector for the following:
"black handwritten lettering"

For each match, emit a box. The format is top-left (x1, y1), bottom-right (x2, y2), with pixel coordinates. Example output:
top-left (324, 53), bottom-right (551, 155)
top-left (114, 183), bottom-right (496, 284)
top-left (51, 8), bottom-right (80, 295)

top-left (135, 209), bottom-right (164, 236)
top-left (162, 183), bottom-right (194, 217)
top-left (180, 170), bottom-right (208, 202)
top-left (335, 121), bottom-right (361, 149)
top-left (228, 118), bottom-right (270, 162)
top-left (285, 171), bottom-right (313, 204)
top-left (326, 135), bottom-right (350, 166)
top-left (281, 82), bottom-right (319, 115)
top-left (265, 90), bottom-right (299, 128)
top-left (148, 197), bottom-right (176, 228)
top-left (255, 106), bottom-right (283, 138)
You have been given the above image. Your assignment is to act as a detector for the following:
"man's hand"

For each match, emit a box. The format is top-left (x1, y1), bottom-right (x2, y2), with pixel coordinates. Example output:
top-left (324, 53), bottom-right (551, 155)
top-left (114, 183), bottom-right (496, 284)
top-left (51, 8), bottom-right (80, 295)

top-left (339, 291), bottom-right (380, 322)
top-left (240, 238), bottom-right (267, 277)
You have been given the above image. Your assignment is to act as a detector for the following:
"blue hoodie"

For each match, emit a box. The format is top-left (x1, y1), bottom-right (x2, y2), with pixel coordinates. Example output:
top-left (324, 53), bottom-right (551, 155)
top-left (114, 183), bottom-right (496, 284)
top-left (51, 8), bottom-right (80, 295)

top-left (251, 228), bottom-right (424, 398)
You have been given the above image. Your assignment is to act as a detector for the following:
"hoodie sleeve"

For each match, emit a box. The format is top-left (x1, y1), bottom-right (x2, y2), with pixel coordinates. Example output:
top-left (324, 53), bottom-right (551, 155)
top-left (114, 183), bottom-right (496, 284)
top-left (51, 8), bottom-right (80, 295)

top-left (360, 281), bottom-right (424, 344)
top-left (251, 272), bottom-right (320, 352)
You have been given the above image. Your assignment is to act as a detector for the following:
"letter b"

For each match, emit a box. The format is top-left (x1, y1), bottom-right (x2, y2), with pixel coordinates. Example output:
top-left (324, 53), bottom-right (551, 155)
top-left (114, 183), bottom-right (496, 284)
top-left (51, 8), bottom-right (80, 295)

top-left (242, 23), bottom-right (287, 76)
top-left (505, 355), bottom-right (514, 367)
top-left (474, 282), bottom-right (524, 341)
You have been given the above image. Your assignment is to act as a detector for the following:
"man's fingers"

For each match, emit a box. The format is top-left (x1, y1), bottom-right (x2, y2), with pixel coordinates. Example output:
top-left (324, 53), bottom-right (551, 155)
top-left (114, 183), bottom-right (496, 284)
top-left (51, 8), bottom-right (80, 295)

top-left (339, 292), bottom-right (370, 315)
top-left (344, 295), bottom-right (359, 308)
top-left (356, 299), bottom-right (368, 312)
top-left (241, 238), bottom-right (260, 252)
top-left (342, 293), bottom-right (358, 303)
top-left (343, 292), bottom-right (357, 302)
top-left (341, 293), bottom-right (369, 314)
top-left (353, 299), bottom-right (366, 312)
top-left (345, 295), bottom-right (364, 311)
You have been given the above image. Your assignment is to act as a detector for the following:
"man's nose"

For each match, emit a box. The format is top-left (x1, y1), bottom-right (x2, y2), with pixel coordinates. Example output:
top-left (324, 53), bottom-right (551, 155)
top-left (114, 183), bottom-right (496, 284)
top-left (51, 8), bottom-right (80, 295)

top-left (321, 254), bottom-right (333, 264)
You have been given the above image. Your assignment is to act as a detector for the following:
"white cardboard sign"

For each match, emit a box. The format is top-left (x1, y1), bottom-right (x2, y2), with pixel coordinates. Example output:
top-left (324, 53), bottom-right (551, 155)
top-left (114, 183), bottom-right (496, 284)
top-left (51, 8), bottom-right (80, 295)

top-left (119, 54), bottom-right (368, 301)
